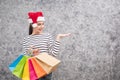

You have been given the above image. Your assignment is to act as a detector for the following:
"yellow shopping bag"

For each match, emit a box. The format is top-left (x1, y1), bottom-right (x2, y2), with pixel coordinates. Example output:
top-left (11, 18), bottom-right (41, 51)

top-left (22, 59), bottom-right (30, 80)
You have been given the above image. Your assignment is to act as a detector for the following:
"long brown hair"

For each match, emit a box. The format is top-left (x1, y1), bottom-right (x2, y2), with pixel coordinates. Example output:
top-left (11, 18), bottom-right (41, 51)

top-left (29, 23), bottom-right (33, 35)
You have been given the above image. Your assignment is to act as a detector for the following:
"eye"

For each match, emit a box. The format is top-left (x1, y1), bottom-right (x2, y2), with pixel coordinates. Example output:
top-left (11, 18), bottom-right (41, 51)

top-left (37, 23), bottom-right (41, 26)
top-left (37, 22), bottom-right (44, 26)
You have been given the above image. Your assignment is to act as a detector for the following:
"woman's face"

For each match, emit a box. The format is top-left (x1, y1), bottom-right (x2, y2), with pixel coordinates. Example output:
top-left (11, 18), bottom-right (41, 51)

top-left (33, 21), bottom-right (44, 34)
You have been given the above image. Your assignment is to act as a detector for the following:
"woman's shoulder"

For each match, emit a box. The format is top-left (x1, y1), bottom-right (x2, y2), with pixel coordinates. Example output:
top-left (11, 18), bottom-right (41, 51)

top-left (23, 35), bottom-right (31, 40)
top-left (23, 33), bottom-right (52, 39)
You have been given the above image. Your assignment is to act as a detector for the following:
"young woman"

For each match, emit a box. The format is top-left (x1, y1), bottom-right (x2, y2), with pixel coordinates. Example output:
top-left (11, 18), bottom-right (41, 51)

top-left (23, 11), bottom-right (71, 80)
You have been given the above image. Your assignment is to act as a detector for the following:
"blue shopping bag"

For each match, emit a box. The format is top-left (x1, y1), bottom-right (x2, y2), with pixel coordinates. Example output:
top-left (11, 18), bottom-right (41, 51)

top-left (9, 54), bottom-right (23, 71)
top-left (12, 55), bottom-right (29, 78)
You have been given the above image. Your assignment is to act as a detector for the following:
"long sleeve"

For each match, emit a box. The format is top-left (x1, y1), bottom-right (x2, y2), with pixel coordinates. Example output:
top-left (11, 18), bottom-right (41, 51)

top-left (22, 37), bottom-right (29, 53)
top-left (48, 34), bottom-right (60, 56)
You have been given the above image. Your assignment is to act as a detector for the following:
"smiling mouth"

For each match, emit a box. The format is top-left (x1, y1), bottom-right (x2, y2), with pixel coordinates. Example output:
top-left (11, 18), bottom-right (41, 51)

top-left (38, 28), bottom-right (42, 31)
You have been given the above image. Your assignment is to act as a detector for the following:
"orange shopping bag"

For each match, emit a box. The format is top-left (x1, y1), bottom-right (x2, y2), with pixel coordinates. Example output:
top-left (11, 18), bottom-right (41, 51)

top-left (30, 57), bottom-right (47, 78)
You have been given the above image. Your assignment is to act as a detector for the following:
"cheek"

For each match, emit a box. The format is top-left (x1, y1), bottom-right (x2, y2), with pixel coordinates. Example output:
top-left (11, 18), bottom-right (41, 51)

top-left (37, 26), bottom-right (44, 30)
top-left (42, 26), bottom-right (44, 28)
top-left (40, 25), bottom-right (44, 28)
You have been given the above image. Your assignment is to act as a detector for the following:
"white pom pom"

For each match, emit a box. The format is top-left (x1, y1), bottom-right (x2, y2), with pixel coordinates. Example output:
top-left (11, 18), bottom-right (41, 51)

top-left (28, 19), bottom-right (33, 23)
top-left (32, 23), bottom-right (37, 28)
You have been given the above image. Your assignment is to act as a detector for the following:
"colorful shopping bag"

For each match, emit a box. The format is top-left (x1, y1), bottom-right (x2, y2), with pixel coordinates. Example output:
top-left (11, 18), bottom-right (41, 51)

top-left (12, 55), bottom-right (29, 78)
top-left (22, 59), bottom-right (30, 80)
top-left (28, 59), bottom-right (38, 80)
top-left (9, 52), bottom-right (61, 79)
top-left (35, 53), bottom-right (61, 74)
top-left (30, 57), bottom-right (47, 78)
top-left (9, 54), bottom-right (23, 71)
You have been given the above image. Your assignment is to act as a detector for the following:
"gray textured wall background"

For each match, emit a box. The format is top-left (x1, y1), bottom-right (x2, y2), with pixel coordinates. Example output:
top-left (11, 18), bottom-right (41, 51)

top-left (0, 0), bottom-right (120, 80)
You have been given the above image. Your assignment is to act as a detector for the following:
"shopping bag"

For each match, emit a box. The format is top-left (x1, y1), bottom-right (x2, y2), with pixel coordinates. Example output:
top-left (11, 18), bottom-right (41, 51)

top-left (12, 55), bottom-right (29, 78)
top-left (22, 59), bottom-right (30, 80)
top-left (28, 59), bottom-right (38, 80)
top-left (30, 57), bottom-right (47, 78)
top-left (35, 53), bottom-right (61, 74)
top-left (9, 54), bottom-right (23, 71)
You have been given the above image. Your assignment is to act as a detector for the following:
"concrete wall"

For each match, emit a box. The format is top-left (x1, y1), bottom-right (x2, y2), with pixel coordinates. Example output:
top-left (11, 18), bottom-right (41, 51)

top-left (0, 0), bottom-right (120, 80)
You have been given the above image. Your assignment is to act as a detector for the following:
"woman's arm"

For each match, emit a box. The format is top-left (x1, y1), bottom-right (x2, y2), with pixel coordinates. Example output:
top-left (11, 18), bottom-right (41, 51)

top-left (23, 37), bottom-right (39, 55)
top-left (23, 37), bottom-right (29, 54)
top-left (48, 33), bottom-right (71, 56)
top-left (48, 34), bottom-right (61, 56)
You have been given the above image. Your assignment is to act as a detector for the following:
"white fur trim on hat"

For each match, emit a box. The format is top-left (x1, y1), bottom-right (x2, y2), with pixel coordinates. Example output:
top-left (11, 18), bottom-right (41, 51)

top-left (32, 23), bottom-right (37, 28)
top-left (28, 19), bottom-right (33, 23)
top-left (37, 17), bottom-right (45, 21)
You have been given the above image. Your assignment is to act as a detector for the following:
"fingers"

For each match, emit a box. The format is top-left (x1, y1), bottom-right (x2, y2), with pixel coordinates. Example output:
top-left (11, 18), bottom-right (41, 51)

top-left (64, 33), bottom-right (71, 36)
top-left (60, 33), bottom-right (71, 37)
top-left (33, 48), bottom-right (40, 56)
top-left (29, 46), bottom-right (40, 55)
top-left (56, 33), bottom-right (71, 41)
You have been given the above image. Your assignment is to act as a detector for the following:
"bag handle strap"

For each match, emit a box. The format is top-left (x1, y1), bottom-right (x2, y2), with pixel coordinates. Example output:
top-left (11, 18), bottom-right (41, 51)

top-left (26, 45), bottom-right (34, 56)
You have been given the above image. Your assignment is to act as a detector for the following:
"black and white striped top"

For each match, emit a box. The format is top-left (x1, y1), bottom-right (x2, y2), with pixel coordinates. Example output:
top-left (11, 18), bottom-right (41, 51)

top-left (23, 33), bottom-right (60, 56)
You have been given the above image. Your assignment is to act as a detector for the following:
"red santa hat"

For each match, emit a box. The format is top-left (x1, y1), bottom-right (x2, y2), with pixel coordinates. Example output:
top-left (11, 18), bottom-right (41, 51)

top-left (28, 11), bottom-right (45, 28)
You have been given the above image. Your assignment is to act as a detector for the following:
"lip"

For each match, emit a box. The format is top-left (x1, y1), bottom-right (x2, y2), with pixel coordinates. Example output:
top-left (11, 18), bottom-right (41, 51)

top-left (38, 28), bottom-right (42, 31)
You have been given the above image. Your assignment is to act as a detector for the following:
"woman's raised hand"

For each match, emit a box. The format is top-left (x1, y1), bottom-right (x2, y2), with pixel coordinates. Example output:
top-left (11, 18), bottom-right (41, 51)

top-left (56, 33), bottom-right (71, 41)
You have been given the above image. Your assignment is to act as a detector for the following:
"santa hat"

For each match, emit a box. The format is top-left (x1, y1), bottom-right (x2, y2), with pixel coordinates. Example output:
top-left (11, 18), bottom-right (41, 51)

top-left (28, 12), bottom-right (45, 28)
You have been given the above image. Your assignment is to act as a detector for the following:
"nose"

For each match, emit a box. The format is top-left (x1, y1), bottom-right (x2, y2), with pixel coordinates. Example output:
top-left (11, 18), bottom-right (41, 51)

top-left (41, 24), bottom-right (44, 28)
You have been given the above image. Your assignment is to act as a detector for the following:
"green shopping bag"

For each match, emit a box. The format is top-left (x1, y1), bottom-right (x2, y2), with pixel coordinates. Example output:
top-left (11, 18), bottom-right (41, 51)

top-left (12, 55), bottom-right (29, 78)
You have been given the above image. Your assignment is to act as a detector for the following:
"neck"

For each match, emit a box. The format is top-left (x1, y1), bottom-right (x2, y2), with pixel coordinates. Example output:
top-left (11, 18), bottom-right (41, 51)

top-left (32, 31), bottom-right (43, 35)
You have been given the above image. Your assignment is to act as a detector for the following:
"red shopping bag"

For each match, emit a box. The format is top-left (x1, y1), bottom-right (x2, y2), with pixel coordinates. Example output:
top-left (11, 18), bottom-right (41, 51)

top-left (28, 59), bottom-right (38, 80)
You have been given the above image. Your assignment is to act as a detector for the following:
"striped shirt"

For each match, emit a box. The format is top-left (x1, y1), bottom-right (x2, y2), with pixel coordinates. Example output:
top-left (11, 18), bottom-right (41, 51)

top-left (23, 33), bottom-right (60, 56)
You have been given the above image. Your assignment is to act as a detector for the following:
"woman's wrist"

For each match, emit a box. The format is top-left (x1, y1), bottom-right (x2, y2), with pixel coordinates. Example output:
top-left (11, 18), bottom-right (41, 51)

top-left (56, 35), bottom-right (60, 42)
